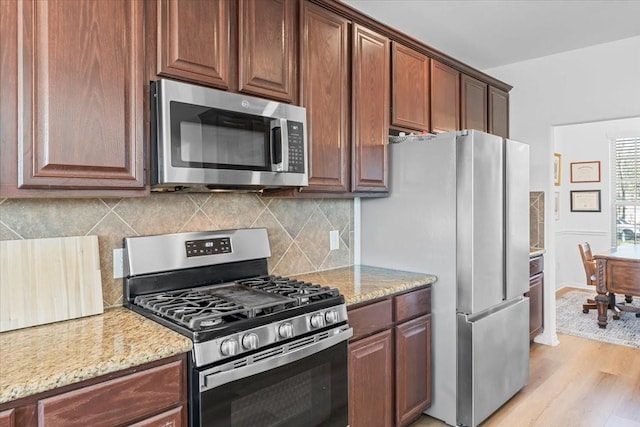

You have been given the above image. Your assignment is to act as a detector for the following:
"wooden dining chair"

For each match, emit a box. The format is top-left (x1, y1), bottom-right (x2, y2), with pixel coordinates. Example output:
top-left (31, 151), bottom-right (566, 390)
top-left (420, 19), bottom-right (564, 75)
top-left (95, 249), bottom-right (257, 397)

top-left (578, 242), bottom-right (599, 313)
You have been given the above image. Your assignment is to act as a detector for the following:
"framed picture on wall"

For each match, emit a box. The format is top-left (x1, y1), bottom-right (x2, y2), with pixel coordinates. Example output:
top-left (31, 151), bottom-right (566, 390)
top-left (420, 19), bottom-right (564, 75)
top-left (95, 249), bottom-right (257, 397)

top-left (570, 190), bottom-right (601, 212)
top-left (554, 153), bottom-right (562, 186)
top-left (570, 161), bottom-right (601, 183)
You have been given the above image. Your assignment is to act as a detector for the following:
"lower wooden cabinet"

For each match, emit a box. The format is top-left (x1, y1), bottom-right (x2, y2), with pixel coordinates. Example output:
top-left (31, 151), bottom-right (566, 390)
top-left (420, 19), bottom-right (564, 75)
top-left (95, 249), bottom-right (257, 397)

top-left (527, 255), bottom-right (544, 340)
top-left (0, 354), bottom-right (187, 427)
top-left (395, 315), bottom-right (432, 426)
top-left (0, 409), bottom-right (15, 427)
top-left (349, 329), bottom-right (394, 427)
top-left (348, 286), bottom-right (432, 427)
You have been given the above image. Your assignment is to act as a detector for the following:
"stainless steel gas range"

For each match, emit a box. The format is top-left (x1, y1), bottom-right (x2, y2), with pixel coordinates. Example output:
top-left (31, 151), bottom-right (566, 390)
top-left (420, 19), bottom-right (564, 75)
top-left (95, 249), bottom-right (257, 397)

top-left (123, 228), bottom-right (352, 427)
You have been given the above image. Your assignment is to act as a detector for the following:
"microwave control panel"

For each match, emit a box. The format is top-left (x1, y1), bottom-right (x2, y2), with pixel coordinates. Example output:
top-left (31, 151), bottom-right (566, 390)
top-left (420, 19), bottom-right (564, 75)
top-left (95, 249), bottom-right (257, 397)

top-left (185, 237), bottom-right (232, 257)
top-left (287, 121), bottom-right (305, 173)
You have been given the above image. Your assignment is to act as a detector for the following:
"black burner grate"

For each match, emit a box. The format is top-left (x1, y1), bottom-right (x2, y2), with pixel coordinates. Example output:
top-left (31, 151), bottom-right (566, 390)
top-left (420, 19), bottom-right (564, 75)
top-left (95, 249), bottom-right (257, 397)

top-left (133, 275), bottom-right (338, 331)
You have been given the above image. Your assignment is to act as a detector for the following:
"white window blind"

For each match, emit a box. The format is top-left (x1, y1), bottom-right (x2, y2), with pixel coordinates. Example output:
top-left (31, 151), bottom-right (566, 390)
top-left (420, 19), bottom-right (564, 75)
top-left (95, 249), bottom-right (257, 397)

top-left (614, 137), bottom-right (640, 245)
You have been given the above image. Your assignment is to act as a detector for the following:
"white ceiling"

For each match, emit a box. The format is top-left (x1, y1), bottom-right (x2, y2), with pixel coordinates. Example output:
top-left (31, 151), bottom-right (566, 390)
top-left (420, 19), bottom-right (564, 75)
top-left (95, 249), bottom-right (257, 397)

top-left (342, 0), bottom-right (640, 70)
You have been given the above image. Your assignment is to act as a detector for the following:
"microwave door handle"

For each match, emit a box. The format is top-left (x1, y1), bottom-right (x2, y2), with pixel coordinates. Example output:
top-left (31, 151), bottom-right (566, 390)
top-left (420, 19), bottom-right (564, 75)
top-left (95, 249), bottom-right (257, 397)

top-left (270, 118), bottom-right (289, 172)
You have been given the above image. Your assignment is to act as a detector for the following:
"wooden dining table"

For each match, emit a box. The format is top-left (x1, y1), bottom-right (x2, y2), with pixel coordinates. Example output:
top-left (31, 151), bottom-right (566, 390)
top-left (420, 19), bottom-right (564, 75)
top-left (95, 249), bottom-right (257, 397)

top-left (594, 244), bottom-right (640, 328)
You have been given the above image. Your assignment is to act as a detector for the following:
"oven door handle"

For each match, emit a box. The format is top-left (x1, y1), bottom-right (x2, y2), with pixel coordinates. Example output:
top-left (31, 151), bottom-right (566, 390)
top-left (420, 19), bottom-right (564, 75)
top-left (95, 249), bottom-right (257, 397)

top-left (200, 326), bottom-right (353, 391)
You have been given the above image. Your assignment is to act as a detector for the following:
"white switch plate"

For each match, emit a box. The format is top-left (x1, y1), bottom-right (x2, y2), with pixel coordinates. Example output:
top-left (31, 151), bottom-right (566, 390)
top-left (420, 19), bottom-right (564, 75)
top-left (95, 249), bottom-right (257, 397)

top-left (113, 248), bottom-right (124, 279)
top-left (329, 230), bottom-right (340, 250)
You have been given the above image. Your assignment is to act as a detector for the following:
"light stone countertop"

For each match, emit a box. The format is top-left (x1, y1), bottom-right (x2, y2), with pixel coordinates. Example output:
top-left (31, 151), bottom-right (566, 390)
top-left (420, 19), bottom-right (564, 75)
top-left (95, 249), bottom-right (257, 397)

top-left (0, 307), bottom-right (192, 404)
top-left (291, 265), bottom-right (437, 306)
top-left (0, 265), bottom-right (433, 405)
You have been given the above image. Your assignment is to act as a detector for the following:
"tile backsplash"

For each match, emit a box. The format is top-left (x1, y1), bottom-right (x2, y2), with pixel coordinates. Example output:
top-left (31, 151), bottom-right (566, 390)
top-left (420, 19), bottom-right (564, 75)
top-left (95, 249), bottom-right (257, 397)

top-left (0, 194), bottom-right (354, 308)
top-left (530, 191), bottom-right (544, 249)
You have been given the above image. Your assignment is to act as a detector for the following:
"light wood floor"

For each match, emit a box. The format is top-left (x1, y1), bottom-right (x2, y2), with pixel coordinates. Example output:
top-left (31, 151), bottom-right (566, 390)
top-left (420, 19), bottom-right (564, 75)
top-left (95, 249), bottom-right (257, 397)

top-left (410, 291), bottom-right (640, 427)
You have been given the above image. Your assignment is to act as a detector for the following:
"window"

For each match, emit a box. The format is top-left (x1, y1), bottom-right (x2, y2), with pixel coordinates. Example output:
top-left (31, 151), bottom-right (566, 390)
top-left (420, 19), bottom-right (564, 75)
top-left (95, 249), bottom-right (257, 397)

top-left (614, 137), bottom-right (640, 245)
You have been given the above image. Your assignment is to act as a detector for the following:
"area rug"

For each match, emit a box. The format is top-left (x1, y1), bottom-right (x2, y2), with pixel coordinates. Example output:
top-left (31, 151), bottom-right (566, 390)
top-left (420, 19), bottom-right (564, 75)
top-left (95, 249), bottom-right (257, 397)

top-left (555, 290), bottom-right (640, 349)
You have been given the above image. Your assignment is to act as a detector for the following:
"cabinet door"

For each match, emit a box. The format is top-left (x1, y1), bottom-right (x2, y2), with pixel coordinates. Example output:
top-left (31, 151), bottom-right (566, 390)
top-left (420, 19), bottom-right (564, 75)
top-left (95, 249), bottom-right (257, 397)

top-left (158, 0), bottom-right (233, 90)
top-left (0, 409), bottom-right (14, 427)
top-left (488, 86), bottom-right (509, 138)
top-left (430, 60), bottom-right (460, 133)
top-left (0, 406), bottom-right (36, 427)
top-left (395, 314), bottom-right (432, 426)
top-left (6, 0), bottom-right (145, 193)
top-left (238, 0), bottom-right (296, 102)
top-left (349, 330), bottom-right (394, 427)
top-left (391, 42), bottom-right (430, 132)
top-left (461, 74), bottom-right (487, 132)
top-left (300, 2), bottom-right (350, 192)
top-left (528, 273), bottom-right (544, 340)
top-left (352, 24), bottom-right (389, 192)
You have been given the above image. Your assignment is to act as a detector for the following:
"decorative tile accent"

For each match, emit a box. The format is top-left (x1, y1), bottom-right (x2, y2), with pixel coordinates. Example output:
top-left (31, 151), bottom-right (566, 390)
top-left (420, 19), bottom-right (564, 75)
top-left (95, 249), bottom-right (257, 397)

top-left (0, 194), bottom-right (354, 308)
top-left (530, 191), bottom-right (545, 249)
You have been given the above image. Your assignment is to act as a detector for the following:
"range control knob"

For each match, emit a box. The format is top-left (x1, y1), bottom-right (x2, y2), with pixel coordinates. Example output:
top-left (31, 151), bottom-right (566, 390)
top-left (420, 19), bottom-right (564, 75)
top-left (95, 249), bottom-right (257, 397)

top-left (278, 322), bottom-right (294, 339)
top-left (310, 313), bottom-right (325, 328)
top-left (325, 309), bottom-right (339, 324)
top-left (220, 338), bottom-right (239, 356)
top-left (242, 333), bottom-right (259, 350)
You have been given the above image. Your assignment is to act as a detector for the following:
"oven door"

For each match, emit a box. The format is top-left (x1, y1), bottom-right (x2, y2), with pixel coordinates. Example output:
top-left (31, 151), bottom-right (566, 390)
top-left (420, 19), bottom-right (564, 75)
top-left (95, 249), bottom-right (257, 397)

top-left (191, 326), bottom-right (352, 427)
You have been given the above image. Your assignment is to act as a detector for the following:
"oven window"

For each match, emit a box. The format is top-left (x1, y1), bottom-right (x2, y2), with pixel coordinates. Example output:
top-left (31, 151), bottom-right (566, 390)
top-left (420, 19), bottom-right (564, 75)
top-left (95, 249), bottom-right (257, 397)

top-left (196, 343), bottom-right (348, 427)
top-left (170, 101), bottom-right (271, 170)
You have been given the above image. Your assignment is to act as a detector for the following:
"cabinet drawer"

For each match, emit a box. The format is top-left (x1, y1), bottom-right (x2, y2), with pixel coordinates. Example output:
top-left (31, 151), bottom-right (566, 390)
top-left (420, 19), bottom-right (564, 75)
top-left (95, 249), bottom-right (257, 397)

top-left (394, 287), bottom-right (431, 323)
top-left (348, 299), bottom-right (393, 341)
top-left (38, 359), bottom-right (184, 427)
top-left (129, 406), bottom-right (184, 427)
top-left (529, 256), bottom-right (543, 276)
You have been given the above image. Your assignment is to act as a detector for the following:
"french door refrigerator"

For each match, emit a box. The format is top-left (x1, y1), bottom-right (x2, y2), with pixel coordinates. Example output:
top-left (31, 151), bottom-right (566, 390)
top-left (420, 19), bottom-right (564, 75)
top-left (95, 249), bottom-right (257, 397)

top-left (360, 130), bottom-right (530, 427)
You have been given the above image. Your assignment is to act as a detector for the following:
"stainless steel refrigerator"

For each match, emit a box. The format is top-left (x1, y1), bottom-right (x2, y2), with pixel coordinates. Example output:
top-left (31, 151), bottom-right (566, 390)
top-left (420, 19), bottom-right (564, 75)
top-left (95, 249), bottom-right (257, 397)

top-left (360, 130), bottom-right (530, 427)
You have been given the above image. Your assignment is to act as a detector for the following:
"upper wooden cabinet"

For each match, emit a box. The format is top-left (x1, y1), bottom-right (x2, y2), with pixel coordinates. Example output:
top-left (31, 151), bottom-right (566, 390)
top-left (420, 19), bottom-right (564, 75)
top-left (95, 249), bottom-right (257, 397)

top-left (156, 0), bottom-right (296, 102)
top-left (391, 43), bottom-right (430, 132)
top-left (238, 0), bottom-right (297, 102)
top-left (299, 2), bottom-right (350, 193)
top-left (430, 60), bottom-right (460, 133)
top-left (460, 74), bottom-right (488, 132)
top-left (157, 0), bottom-right (233, 90)
top-left (488, 86), bottom-right (510, 138)
top-left (352, 24), bottom-right (389, 192)
top-left (290, 4), bottom-right (388, 196)
top-left (0, 0), bottom-right (146, 196)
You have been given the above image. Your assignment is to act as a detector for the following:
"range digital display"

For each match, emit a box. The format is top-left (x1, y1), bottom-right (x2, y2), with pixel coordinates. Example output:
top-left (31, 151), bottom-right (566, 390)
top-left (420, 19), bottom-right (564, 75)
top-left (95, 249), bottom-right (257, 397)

top-left (185, 237), bottom-right (231, 257)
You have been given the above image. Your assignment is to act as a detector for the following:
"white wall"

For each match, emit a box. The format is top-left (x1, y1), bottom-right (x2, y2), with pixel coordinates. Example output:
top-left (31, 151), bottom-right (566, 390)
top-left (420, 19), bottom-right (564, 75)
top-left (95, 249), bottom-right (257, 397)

top-left (484, 35), bottom-right (640, 346)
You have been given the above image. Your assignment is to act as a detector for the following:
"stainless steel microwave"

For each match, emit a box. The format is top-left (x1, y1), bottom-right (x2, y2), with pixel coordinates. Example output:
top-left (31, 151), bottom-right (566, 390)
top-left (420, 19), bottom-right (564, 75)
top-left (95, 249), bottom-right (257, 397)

top-left (150, 79), bottom-right (308, 191)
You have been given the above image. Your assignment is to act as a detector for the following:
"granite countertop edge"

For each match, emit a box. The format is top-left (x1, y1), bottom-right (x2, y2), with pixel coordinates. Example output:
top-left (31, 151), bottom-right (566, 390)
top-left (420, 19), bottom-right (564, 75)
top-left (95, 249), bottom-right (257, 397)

top-left (0, 307), bottom-right (193, 405)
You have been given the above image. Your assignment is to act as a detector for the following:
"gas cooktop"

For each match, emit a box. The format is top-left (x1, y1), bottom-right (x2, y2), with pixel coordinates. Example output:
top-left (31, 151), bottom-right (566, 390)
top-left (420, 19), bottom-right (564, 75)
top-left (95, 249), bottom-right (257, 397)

top-left (123, 228), bottom-right (348, 367)
top-left (133, 275), bottom-right (340, 331)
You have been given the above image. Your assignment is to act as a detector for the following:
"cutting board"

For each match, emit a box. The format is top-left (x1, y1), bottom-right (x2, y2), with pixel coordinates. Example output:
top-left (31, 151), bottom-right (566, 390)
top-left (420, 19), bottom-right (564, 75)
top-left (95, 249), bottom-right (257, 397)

top-left (0, 235), bottom-right (103, 332)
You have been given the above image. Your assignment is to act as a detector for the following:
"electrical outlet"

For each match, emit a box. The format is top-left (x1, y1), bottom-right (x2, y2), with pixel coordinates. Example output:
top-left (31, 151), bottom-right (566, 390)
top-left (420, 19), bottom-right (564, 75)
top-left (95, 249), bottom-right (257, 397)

top-left (329, 230), bottom-right (340, 250)
top-left (113, 248), bottom-right (124, 279)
